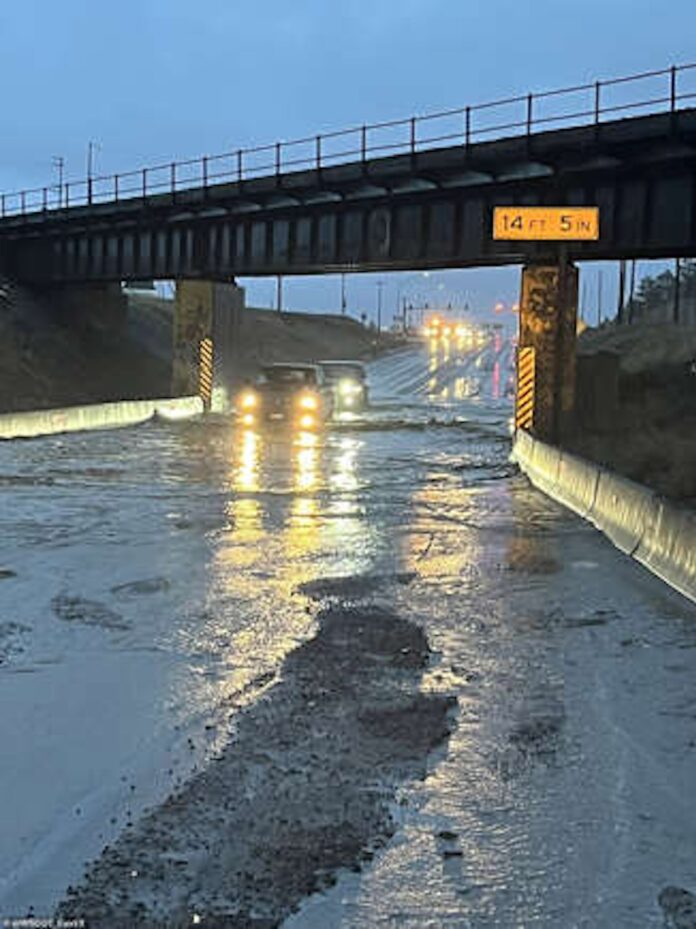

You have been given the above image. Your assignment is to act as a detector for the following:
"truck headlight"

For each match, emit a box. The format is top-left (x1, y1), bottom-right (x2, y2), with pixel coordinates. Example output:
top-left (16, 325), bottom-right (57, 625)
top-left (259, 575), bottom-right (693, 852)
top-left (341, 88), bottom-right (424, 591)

top-left (298, 393), bottom-right (318, 411)
top-left (239, 391), bottom-right (258, 410)
top-left (339, 379), bottom-right (361, 397)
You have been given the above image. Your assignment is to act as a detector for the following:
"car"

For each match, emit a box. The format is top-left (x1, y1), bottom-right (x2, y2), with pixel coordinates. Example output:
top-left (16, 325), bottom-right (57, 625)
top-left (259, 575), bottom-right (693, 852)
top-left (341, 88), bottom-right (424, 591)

top-left (236, 363), bottom-right (334, 430)
top-left (318, 360), bottom-right (369, 412)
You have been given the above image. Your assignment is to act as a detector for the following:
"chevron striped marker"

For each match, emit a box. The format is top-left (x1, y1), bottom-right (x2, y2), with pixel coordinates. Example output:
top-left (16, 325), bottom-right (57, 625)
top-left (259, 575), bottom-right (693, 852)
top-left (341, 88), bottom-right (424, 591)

top-left (199, 337), bottom-right (214, 410)
top-left (515, 346), bottom-right (535, 431)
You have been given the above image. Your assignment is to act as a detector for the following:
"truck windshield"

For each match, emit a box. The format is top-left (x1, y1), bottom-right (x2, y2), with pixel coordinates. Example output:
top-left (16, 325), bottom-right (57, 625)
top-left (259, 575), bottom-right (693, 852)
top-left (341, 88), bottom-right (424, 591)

top-left (322, 365), bottom-right (365, 383)
top-left (262, 368), bottom-right (317, 386)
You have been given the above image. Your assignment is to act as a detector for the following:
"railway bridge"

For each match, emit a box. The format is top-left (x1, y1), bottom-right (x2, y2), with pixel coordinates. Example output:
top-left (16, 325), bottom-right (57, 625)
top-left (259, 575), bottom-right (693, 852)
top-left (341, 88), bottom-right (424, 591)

top-left (1, 64), bottom-right (695, 436)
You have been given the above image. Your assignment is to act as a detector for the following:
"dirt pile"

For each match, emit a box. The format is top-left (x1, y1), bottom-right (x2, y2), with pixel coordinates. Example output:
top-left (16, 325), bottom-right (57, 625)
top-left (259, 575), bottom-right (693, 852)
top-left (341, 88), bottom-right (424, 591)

top-left (569, 322), bottom-right (696, 503)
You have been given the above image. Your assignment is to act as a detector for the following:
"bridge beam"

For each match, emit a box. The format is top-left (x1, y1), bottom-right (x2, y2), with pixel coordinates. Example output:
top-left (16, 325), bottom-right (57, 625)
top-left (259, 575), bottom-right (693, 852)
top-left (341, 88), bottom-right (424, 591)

top-left (516, 260), bottom-right (578, 444)
top-left (172, 280), bottom-right (244, 410)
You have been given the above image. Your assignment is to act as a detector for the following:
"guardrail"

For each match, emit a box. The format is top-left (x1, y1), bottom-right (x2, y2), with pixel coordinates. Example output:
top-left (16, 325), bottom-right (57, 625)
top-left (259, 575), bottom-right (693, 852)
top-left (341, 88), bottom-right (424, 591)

top-left (2, 63), bottom-right (696, 220)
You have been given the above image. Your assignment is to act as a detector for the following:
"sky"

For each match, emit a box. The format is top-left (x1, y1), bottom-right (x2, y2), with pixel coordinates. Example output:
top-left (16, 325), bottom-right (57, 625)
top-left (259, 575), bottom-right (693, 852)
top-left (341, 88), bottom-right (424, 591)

top-left (1, 0), bottom-right (693, 323)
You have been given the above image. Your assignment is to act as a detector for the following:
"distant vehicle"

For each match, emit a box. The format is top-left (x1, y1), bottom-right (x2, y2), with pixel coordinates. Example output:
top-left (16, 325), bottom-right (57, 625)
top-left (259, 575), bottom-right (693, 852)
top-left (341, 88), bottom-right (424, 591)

top-left (422, 317), bottom-right (480, 344)
top-left (318, 360), bottom-right (369, 412)
top-left (236, 363), bottom-right (334, 430)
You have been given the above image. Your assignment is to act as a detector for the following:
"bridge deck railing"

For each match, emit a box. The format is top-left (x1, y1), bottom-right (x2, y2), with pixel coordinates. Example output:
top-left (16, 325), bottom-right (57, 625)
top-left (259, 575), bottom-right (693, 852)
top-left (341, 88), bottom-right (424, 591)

top-left (2, 63), bottom-right (696, 220)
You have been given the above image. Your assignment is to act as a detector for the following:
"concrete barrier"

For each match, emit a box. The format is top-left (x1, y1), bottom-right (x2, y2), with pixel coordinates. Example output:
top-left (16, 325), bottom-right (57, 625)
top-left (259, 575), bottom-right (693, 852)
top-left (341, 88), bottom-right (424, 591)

top-left (512, 431), bottom-right (695, 604)
top-left (528, 440), bottom-right (562, 496)
top-left (590, 470), bottom-right (660, 556)
top-left (0, 396), bottom-right (204, 440)
top-left (154, 397), bottom-right (205, 421)
top-left (637, 502), bottom-right (696, 603)
top-left (555, 451), bottom-right (601, 518)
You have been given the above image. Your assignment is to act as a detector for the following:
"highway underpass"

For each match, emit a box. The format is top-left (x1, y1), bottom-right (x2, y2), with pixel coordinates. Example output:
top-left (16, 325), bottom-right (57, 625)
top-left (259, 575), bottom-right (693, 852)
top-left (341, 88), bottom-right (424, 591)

top-left (0, 334), bottom-right (694, 928)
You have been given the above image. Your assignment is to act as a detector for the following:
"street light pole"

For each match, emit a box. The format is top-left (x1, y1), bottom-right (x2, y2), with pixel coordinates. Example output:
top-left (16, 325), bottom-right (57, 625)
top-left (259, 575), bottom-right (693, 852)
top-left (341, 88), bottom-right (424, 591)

top-left (86, 141), bottom-right (100, 179)
top-left (52, 156), bottom-right (64, 208)
top-left (86, 141), bottom-right (101, 205)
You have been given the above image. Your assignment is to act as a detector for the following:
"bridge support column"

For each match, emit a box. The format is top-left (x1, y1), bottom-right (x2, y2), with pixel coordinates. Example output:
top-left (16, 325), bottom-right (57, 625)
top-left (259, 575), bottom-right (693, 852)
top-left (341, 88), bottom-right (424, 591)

top-left (172, 280), bottom-right (244, 410)
top-left (516, 260), bottom-right (578, 444)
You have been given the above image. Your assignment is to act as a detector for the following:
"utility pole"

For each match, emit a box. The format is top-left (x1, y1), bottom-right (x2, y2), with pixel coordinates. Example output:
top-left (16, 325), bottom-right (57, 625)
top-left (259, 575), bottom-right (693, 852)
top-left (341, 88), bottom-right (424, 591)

top-left (276, 274), bottom-right (283, 314)
top-left (674, 257), bottom-right (681, 324)
top-left (580, 280), bottom-right (588, 323)
top-left (617, 260), bottom-right (627, 324)
top-left (52, 156), bottom-right (64, 208)
top-left (628, 259), bottom-right (637, 323)
top-left (376, 280), bottom-right (384, 332)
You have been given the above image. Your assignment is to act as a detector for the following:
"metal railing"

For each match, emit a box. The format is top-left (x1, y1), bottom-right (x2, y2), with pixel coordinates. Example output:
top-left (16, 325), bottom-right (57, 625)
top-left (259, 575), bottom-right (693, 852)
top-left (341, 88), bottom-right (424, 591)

top-left (1, 63), bottom-right (695, 221)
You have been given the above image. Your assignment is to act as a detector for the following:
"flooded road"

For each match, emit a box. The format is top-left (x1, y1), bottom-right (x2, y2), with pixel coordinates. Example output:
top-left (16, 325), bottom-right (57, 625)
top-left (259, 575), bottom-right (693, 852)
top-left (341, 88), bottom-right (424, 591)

top-left (0, 331), bottom-right (695, 927)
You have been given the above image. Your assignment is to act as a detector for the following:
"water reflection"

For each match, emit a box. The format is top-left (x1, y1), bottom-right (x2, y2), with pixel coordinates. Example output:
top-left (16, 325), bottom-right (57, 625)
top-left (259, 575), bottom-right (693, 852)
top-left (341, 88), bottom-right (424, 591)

top-left (234, 429), bottom-right (260, 493)
top-left (220, 425), bottom-right (369, 608)
top-left (294, 431), bottom-right (319, 493)
top-left (330, 437), bottom-right (359, 493)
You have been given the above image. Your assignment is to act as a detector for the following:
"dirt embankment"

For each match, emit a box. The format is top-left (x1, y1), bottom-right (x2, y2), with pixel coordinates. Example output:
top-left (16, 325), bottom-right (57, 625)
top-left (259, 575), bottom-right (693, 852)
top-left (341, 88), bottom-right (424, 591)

top-left (233, 307), bottom-right (402, 380)
top-left (0, 284), bottom-right (401, 415)
top-left (129, 292), bottom-right (404, 378)
top-left (0, 281), bottom-right (171, 413)
top-left (568, 323), bottom-right (696, 504)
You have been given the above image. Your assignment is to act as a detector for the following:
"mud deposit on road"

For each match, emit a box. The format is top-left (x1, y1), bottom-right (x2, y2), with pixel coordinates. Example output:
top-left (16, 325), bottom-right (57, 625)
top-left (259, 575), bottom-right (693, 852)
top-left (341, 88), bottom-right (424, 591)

top-left (57, 602), bottom-right (456, 928)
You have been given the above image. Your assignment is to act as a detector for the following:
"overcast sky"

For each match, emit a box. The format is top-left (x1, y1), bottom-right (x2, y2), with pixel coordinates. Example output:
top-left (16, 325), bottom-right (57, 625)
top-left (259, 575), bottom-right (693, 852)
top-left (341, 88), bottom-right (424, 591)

top-left (1, 0), bottom-right (693, 322)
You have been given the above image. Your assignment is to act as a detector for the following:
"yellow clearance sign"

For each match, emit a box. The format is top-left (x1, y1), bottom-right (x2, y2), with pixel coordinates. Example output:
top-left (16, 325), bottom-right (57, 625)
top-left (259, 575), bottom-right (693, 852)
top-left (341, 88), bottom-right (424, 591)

top-left (493, 207), bottom-right (600, 241)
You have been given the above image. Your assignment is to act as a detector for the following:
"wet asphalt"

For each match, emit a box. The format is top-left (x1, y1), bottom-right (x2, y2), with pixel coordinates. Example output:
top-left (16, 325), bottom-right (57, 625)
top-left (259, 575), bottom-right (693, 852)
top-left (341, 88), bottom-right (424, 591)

top-left (1, 332), bottom-right (695, 927)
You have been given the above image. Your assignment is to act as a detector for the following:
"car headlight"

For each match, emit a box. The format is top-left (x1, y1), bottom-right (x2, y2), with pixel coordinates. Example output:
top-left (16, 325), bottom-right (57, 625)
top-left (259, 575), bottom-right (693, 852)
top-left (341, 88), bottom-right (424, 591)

top-left (239, 391), bottom-right (258, 410)
top-left (339, 379), bottom-right (362, 397)
top-left (298, 393), bottom-right (318, 411)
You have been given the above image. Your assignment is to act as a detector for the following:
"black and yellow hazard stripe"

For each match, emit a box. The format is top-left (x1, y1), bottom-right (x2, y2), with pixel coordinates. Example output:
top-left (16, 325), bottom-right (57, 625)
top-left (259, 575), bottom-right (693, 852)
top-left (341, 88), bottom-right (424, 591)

top-left (515, 346), bottom-right (535, 431)
top-left (198, 337), bottom-right (214, 410)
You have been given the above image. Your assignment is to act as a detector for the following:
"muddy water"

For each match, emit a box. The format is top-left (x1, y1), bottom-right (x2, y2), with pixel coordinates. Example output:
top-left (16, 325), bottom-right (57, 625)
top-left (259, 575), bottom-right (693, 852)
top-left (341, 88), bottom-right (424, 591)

top-left (1, 333), bottom-right (695, 926)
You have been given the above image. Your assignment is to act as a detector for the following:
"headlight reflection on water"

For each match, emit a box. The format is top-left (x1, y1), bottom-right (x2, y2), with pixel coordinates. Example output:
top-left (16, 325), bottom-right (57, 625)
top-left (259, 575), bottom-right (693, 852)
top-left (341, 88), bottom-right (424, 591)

top-left (294, 431), bottom-right (319, 493)
top-left (330, 436), bottom-right (359, 493)
top-left (235, 429), bottom-right (261, 493)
